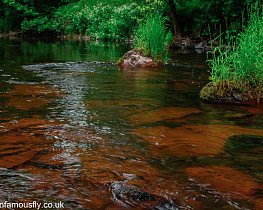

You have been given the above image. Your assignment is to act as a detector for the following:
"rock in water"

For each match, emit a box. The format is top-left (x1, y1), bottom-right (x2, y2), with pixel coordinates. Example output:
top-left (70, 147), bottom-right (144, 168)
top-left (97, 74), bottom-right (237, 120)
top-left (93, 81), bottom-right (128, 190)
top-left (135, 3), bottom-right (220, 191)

top-left (110, 181), bottom-right (155, 203)
top-left (116, 49), bottom-right (163, 68)
top-left (200, 82), bottom-right (263, 104)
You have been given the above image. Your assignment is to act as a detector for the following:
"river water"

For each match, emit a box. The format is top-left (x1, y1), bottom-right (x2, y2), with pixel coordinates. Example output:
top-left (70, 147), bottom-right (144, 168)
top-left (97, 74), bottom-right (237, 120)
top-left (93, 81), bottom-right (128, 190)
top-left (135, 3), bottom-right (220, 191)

top-left (0, 38), bottom-right (262, 209)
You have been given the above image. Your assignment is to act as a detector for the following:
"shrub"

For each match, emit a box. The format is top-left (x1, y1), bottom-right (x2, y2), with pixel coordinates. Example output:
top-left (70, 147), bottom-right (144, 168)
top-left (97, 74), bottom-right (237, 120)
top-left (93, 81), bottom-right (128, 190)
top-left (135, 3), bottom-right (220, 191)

top-left (52, 1), bottom-right (141, 40)
top-left (21, 17), bottom-right (55, 32)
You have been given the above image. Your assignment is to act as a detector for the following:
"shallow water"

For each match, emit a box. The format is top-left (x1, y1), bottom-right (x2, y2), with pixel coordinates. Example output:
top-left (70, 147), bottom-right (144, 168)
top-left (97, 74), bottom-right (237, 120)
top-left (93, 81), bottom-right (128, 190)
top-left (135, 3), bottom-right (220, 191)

top-left (0, 38), bottom-right (262, 209)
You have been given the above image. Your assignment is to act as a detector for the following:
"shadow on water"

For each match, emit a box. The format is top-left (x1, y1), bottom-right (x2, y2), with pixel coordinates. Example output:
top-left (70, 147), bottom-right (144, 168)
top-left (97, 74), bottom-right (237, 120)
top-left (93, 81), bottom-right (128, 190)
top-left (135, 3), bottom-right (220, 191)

top-left (0, 38), bottom-right (262, 209)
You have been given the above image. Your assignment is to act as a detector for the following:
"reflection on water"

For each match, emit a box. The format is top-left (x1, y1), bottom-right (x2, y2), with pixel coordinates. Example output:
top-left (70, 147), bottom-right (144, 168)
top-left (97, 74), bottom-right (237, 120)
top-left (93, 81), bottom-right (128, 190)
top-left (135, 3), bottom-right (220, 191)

top-left (0, 38), bottom-right (262, 209)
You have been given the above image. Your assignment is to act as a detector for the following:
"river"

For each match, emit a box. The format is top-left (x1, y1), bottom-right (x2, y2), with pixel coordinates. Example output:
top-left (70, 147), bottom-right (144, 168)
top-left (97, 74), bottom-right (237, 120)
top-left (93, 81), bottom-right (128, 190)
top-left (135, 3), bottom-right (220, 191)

top-left (0, 38), bottom-right (262, 209)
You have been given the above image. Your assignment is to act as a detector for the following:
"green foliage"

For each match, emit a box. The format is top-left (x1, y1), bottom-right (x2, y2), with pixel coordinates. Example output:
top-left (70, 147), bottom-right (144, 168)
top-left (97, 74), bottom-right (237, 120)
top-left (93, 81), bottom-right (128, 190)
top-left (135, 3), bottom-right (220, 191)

top-left (21, 16), bottom-right (55, 32)
top-left (0, 0), bottom-right (74, 32)
top-left (0, 17), bottom-right (11, 31)
top-left (195, 0), bottom-right (258, 36)
top-left (175, 0), bottom-right (202, 34)
top-left (0, 0), bottom-right (260, 42)
top-left (165, 31), bottom-right (173, 47)
top-left (134, 12), bottom-right (170, 62)
top-left (208, 2), bottom-right (263, 94)
top-left (52, 1), bottom-right (141, 40)
top-left (172, 0), bottom-right (258, 37)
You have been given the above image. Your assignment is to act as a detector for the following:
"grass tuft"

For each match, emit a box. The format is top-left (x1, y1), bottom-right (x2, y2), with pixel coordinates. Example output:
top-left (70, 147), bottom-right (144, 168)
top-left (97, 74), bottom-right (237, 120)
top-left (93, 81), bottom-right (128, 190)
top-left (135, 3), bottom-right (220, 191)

top-left (207, 2), bottom-right (263, 102)
top-left (134, 12), bottom-right (171, 62)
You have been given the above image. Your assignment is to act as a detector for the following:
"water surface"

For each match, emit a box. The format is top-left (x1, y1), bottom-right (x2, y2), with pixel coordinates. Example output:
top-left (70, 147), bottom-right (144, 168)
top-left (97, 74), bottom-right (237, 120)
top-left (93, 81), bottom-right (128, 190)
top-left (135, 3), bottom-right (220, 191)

top-left (0, 38), bottom-right (262, 209)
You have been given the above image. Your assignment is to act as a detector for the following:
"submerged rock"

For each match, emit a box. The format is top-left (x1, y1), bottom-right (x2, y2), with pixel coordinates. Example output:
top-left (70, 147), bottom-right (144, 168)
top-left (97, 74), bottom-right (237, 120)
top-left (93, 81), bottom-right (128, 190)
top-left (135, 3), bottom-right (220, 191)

top-left (109, 181), bottom-right (155, 203)
top-left (200, 82), bottom-right (263, 104)
top-left (185, 166), bottom-right (262, 199)
top-left (133, 124), bottom-right (263, 157)
top-left (129, 107), bottom-right (201, 126)
top-left (108, 181), bottom-right (181, 209)
top-left (116, 49), bottom-right (164, 68)
top-left (225, 135), bottom-right (263, 181)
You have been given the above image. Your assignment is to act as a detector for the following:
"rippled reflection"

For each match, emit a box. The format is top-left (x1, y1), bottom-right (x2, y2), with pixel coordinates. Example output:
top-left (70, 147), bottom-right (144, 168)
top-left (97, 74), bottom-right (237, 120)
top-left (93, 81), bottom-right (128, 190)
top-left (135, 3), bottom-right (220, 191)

top-left (0, 39), bottom-right (262, 209)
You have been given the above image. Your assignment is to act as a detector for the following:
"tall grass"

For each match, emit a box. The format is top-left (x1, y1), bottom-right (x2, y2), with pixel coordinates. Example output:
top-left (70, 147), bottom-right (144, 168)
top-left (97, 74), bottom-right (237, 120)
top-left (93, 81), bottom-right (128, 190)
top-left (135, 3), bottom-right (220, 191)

top-left (208, 2), bottom-right (263, 95)
top-left (134, 13), bottom-right (172, 62)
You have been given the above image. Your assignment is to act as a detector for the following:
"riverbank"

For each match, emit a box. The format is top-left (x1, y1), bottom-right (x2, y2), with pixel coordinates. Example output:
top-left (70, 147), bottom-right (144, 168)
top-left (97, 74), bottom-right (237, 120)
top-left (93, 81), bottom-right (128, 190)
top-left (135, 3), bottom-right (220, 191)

top-left (0, 31), bottom-right (217, 52)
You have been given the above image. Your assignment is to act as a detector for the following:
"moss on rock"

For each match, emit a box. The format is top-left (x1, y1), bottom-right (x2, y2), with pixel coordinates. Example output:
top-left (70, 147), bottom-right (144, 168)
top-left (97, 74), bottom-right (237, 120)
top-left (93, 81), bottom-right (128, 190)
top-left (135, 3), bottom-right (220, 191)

top-left (200, 82), bottom-right (263, 104)
top-left (200, 82), bottom-right (218, 102)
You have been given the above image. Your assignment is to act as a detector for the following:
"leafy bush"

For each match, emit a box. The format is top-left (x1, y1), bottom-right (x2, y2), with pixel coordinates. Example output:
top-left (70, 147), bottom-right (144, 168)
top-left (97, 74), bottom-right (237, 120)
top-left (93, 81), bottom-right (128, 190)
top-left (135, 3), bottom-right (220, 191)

top-left (52, 1), bottom-right (141, 40)
top-left (196, 0), bottom-right (258, 36)
top-left (208, 2), bottom-right (263, 95)
top-left (175, 0), bottom-right (202, 34)
top-left (21, 17), bottom-right (55, 32)
top-left (0, 0), bottom-right (73, 32)
top-left (0, 18), bottom-right (11, 31)
top-left (0, 0), bottom-right (259, 41)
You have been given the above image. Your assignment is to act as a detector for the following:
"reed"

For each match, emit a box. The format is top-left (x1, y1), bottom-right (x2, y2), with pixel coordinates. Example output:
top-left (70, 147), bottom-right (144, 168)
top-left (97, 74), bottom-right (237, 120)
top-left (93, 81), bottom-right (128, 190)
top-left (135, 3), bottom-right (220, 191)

top-left (134, 12), bottom-right (171, 62)
top-left (207, 2), bottom-right (263, 97)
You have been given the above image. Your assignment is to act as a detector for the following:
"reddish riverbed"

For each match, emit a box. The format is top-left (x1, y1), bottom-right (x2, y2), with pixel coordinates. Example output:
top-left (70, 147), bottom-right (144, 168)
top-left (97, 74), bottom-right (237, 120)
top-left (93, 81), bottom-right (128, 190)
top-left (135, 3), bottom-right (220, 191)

top-left (0, 39), bottom-right (262, 209)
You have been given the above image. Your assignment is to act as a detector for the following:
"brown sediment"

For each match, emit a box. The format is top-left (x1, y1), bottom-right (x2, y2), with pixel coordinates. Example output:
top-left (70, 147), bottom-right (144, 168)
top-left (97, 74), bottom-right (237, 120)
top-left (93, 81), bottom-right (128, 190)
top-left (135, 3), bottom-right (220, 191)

top-left (0, 131), bottom-right (49, 168)
top-left (0, 118), bottom-right (16, 122)
top-left (0, 84), bottom-right (62, 97)
top-left (185, 166), bottom-right (263, 199)
top-left (18, 164), bottom-right (70, 197)
top-left (224, 113), bottom-right (250, 118)
top-left (0, 145), bottom-right (25, 156)
top-left (1, 116), bottom-right (251, 208)
top-left (85, 100), bottom-right (143, 109)
top-left (127, 69), bottom-right (168, 76)
top-left (6, 96), bottom-right (51, 110)
top-left (0, 84), bottom-right (64, 110)
top-left (133, 83), bottom-right (166, 90)
top-left (15, 130), bottom-right (199, 208)
top-left (132, 124), bottom-right (263, 157)
top-left (0, 131), bottom-right (44, 145)
top-left (30, 151), bottom-right (67, 168)
top-left (172, 82), bottom-right (189, 91)
top-left (129, 107), bottom-right (201, 126)
top-left (210, 120), bottom-right (223, 123)
top-left (255, 199), bottom-right (263, 210)
top-left (46, 126), bottom-right (105, 144)
top-left (85, 99), bottom-right (157, 109)
top-left (85, 98), bottom-right (160, 118)
top-left (0, 116), bottom-right (66, 168)
top-left (0, 153), bottom-right (35, 168)
top-left (165, 118), bottom-right (188, 123)
top-left (122, 69), bottom-right (169, 81)
top-left (20, 150), bottom-right (112, 208)
top-left (0, 118), bottom-right (63, 133)
top-left (78, 145), bottom-right (203, 209)
top-left (240, 105), bottom-right (263, 114)
top-left (0, 119), bottom-right (202, 209)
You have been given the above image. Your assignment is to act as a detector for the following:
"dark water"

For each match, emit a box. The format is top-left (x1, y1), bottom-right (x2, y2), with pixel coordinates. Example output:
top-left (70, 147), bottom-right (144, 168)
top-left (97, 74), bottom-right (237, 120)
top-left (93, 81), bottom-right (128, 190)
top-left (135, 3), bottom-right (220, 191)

top-left (0, 38), bottom-right (262, 209)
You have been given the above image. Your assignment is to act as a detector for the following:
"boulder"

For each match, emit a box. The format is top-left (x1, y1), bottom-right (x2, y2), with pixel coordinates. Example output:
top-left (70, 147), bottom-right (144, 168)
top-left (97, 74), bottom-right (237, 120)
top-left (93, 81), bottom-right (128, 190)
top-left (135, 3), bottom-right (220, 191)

top-left (116, 49), bottom-right (163, 68)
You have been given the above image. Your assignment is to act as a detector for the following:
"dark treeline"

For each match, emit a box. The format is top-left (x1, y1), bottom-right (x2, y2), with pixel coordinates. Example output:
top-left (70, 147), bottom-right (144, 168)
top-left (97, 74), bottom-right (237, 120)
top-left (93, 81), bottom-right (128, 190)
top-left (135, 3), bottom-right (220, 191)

top-left (0, 0), bottom-right (258, 39)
